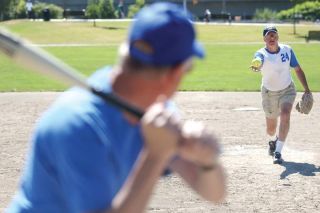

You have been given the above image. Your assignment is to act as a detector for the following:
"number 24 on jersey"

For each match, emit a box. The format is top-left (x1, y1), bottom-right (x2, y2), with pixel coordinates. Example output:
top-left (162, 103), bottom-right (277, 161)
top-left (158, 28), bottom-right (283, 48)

top-left (281, 52), bottom-right (289, 62)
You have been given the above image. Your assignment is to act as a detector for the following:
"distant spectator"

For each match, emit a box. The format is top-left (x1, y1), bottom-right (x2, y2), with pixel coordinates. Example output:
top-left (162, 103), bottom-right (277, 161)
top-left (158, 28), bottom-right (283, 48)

top-left (26, 0), bottom-right (33, 19)
top-left (118, 0), bottom-right (125, 19)
top-left (204, 9), bottom-right (211, 23)
top-left (228, 13), bottom-right (232, 24)
top-left (43, 7), bottom-right (51, 21)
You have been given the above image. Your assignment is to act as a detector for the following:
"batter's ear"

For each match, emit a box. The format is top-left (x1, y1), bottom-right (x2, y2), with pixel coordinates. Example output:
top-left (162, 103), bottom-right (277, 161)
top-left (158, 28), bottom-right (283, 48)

top-left (158, 65), bottom-right (184, 90)
top-left (161, 58), bottom-right (193, 86)
top-left (162, 66), bottom-right (179, 83)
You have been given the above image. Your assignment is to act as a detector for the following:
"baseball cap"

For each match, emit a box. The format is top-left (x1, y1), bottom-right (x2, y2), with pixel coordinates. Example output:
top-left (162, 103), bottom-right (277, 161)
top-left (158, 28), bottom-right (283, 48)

top-left (263, 25), bottom-right (278, 36)
top-left (128, 2), bottom-right (205, 66)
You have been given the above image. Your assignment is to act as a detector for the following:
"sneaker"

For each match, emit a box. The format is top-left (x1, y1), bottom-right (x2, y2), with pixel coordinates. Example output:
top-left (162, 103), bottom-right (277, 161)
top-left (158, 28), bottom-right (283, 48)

top-left (268, 138), bottom-right (277, 156)
top-left (273, 152), bottom-right (283, 164)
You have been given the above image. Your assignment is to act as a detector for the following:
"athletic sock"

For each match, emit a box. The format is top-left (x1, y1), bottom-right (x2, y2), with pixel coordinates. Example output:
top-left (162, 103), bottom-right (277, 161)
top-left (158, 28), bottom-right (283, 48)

top-left (275, 140), bottom-right (284, 153)
top-left (269, 134), bottom-right (277, 142)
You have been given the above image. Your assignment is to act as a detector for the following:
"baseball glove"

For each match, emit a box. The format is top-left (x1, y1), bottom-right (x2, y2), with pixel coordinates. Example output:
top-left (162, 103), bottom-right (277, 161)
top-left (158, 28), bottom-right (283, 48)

top-left (296, 92), bottom-right (313, 114)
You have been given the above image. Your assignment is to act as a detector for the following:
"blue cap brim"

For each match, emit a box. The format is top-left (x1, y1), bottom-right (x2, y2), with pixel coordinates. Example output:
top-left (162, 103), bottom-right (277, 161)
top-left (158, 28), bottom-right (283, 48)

top-left (193, 41), bottom-right (205, 59)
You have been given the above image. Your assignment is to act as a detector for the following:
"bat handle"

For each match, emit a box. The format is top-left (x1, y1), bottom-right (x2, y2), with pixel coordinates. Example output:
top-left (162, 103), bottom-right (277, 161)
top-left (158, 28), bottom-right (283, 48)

top-left (91, 88), bottom-right (144, 119)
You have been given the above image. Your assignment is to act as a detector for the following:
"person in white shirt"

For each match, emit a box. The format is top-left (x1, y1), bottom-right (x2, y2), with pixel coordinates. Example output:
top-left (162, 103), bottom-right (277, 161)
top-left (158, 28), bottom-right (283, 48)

top-left (26, 0), bottom-right (33, 19)
top-left (204, 9), bottom-right (211, 23)
top-left (251, 25), bottom-right (311, 164)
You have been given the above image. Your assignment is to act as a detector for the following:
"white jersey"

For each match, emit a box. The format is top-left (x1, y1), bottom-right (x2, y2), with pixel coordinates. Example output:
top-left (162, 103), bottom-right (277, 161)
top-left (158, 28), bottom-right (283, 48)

top-left (255, 44), bottom-right (299, 91)
top-left (26, 2), bottom-right (33, 11)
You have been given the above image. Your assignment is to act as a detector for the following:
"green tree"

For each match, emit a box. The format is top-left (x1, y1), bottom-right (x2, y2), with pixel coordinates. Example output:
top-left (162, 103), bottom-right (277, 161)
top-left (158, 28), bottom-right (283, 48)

top-left (99, 0), bottom-right (116, 19)
top-left (277, 1), bottom-right (320, 21)
top-left (86, 0), bottom-right (100, 26)
top-left (86, 0), bottom-right (99, 18)
top-left (127, 0), bottom-right (145, 18)
top-left (15, 0), bottom-right (27, 18)
top-left (0, 0), bottom-right (14, 20)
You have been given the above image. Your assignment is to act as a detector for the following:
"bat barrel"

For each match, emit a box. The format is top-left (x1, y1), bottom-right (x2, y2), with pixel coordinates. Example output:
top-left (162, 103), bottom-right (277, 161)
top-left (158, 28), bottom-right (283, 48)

top-left (0, 28), bottom-right (21, 57)
top-left (0, 28), bottom-right (145, 119)
top-left (0, 28), bottom-right (90, 90)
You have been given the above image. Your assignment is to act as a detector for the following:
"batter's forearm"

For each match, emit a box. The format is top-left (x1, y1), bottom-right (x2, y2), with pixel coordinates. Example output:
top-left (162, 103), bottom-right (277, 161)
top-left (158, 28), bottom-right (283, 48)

top-left (171, 159), bottom-right (226, 203)
top-left (192, 164), bottom-right (226, 203)
top-left (105, 148), bottom-right (170, 213)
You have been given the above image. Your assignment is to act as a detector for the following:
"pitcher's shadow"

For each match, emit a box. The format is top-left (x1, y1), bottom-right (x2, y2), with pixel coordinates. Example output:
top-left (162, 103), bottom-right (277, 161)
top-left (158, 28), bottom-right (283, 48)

top-left (280, 161), bottom-right (320, 179)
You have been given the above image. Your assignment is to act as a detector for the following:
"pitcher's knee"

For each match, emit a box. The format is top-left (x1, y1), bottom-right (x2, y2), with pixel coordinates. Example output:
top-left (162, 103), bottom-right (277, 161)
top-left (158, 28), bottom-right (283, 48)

top-left (267, 128), bottom-right (276, 136)
top-left (281, 104), bottom-right (293, 116)
top-left (280, 111), bottom-right (291, 122)
top-left (281, 109), bottom-right (291, 116)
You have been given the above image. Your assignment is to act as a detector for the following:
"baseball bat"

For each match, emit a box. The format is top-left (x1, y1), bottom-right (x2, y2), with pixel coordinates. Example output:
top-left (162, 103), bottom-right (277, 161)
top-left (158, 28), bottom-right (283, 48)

top-left (0, 28), bottom-right (144, 118)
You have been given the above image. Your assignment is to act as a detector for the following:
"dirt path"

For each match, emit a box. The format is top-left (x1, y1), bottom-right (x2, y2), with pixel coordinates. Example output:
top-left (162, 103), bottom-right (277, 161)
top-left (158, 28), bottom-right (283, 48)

top-left (1, 92), bottom-right (319, 212)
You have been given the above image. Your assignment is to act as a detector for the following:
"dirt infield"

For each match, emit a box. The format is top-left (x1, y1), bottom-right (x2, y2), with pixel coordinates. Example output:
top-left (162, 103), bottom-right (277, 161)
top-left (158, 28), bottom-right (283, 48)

top-left (1, 92), bottom-right (319, 212)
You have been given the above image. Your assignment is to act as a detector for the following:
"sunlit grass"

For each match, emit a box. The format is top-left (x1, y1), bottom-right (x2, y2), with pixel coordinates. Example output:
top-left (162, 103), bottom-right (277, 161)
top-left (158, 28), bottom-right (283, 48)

top-left (0, 20), bottom-right (319, 91)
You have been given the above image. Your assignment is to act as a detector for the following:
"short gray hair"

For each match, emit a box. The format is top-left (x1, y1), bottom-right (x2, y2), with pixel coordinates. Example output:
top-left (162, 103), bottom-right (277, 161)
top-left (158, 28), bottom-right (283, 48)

top-left (117, 43), bottom-right (177, 73)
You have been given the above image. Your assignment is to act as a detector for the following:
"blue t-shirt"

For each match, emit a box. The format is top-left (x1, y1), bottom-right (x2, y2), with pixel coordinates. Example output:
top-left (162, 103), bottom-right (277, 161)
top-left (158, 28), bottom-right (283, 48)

top-left (7, 67), bottom-right (145, 212)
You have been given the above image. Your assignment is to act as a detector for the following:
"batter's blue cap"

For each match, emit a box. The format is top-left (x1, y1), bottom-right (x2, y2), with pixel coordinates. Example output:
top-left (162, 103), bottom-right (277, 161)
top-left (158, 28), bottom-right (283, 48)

top-left (128, 2), bottom-right (205, 66)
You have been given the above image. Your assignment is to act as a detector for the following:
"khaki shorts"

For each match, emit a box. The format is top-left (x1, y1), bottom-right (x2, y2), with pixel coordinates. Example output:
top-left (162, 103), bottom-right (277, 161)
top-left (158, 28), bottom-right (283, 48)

top-left (261, 82), bottom-right (297, 118)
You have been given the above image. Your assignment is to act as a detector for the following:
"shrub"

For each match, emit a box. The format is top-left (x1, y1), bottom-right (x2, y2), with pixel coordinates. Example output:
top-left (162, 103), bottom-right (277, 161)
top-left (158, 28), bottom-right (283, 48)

top-left (99, 0), bottom-right (116, 19)
top-left (253, 8), bottom-right (278, 21)
top-left (32, 3), bottom-right (63, 19)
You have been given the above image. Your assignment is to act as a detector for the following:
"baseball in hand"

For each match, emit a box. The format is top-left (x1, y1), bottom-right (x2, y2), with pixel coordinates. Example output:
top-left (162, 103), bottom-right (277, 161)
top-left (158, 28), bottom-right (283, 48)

top-left (251, 58), bottom-right (262, 68)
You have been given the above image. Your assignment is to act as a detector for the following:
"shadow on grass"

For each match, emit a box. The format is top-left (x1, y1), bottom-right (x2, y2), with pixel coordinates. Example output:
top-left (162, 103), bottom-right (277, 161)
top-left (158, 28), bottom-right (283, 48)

top-left (98, 26), bottom-right (126, 30)
top-left (296, 35), bottom-right (307, 40)
top-left (280, 161), bottom-right (320, 179)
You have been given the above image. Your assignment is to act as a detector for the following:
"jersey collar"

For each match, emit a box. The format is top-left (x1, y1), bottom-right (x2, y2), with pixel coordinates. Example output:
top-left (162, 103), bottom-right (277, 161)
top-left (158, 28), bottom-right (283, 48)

top-left (265, 46), bottom-right (280, 54)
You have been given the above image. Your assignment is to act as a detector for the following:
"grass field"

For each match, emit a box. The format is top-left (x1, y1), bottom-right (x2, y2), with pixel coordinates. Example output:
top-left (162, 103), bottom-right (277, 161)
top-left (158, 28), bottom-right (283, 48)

top-left (0, 20), bottom-right (319, 91)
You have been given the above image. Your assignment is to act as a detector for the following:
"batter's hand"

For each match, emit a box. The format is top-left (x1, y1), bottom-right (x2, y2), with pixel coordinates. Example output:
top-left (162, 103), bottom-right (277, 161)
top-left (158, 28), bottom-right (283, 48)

top-left (178, 121), bottom-right (221, 167)
top-left (141, 98), bottom-right (182, 160)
